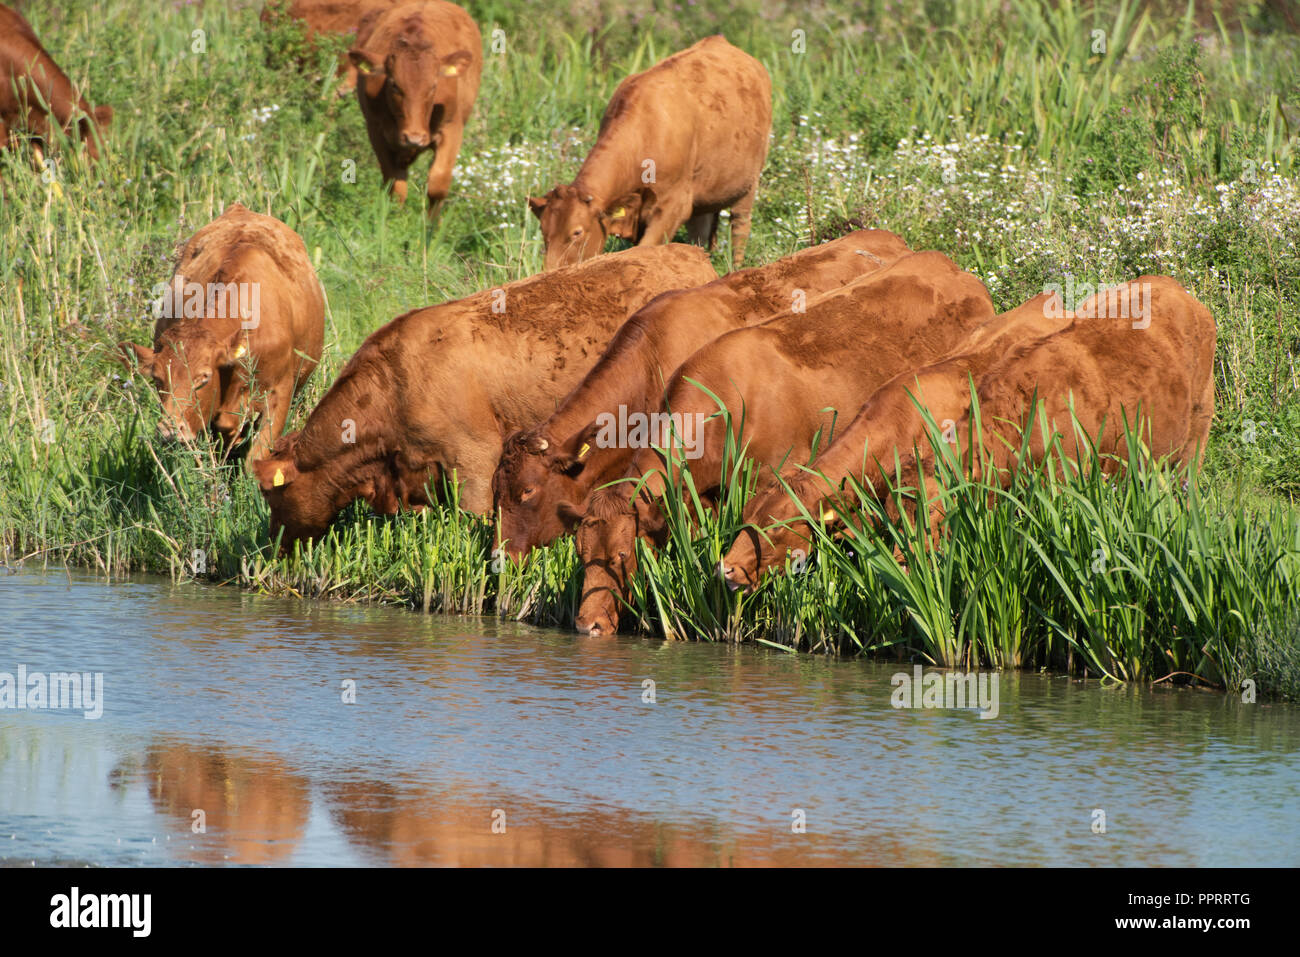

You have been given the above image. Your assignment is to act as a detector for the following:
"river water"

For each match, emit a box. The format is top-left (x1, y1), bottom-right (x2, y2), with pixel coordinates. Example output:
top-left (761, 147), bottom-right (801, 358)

top-left (1, 568), bottom-right (1296, 866)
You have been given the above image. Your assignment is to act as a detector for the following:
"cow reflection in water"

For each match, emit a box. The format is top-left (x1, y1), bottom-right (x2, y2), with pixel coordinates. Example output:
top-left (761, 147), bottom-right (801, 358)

top-left (322, 778), bottom-right (905, 867)
top-left (132, 743), bottom-right (936, 865)
top-left (141, 743), bottom-right (311, 865)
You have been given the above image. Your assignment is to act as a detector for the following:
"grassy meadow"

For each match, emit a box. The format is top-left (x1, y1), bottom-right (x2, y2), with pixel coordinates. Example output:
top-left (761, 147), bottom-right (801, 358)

top-left (1, 0), bottom-right (1297, 693)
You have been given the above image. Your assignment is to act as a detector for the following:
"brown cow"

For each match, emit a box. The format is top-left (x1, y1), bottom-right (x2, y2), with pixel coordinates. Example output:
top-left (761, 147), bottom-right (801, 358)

top-left (558, 250), bottom-right (998, 635)
top-left (492, 229), bottom-right (913, 558)
top-left (0, 4), bottom-right (111, 163)
top-left (720, 276), bottom-right (1217, 589)
top-left (119, 204), bottom-right (326, 463)
top-left (529, 35), bottom-right (772, 271)
top-left (348, 0), bottom-right (481, 215)
top-left (260, 0), bottom-right (397, 96)
top-left (251, 244), bottom-right (718, 550)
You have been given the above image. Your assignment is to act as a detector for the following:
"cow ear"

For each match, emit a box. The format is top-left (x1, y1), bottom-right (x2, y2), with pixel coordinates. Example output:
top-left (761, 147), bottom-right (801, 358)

top-left (527, 195), bottom-right (548, 219)
top-left (118, 341), bottom-right (154, 372)
top-left (599, 192), bottom-right (644, 240)
top-left (348, 47), bottom-right (381, 73)
top-left (636, 493), bottom-right (669, 544)
top-left (93, 105), bottom-right (113, 128)
top-left (815, 494), bottom-right (842, 529)
top-left (552, 421), bottom-right (601, 476)
top-left (556, 500), bottom-right (585, 531)
top-left (361, 69), bottom-right (387, 99)
top-left (253, 455), bottom-right (298, 492)
top-left (219, 331), bottom-right (250, 369)
top-left (440, 50), bottom-right (473, 77)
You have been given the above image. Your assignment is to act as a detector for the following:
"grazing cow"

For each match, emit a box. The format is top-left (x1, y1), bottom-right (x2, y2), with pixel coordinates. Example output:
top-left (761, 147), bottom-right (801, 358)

top-left (529, 35), bottom-right (772, 271)
top-left (720, 277), bottom-right (1217, 589)
top-left (348, 0), bottom-right (481, 215)
top-left (559, 250), bottom-right (998, 635)
top-left (260, 0), bottom-right (397, 96)
top-left (0, 4), bottom-right (111, 163)
top-left (251, 244), bottom-right (718, 550)
top-left (119, 203), bottom-right (326, 463)
top-left (492, 229), bottom-right (913, 558)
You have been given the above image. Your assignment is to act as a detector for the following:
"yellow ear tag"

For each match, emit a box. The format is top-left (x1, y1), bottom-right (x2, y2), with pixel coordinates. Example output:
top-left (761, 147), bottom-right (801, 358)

top-left (234, 343), bottom-right (247, 359)
top-left (578, 443), bottom-right (590, 458)
top-left (443, 64), bottom-right (458, 76)
top-left (273, 469), bottom-right (285, 487)
top-left (357, 60), bottom-right (372, 74)
top-left (611, 206), bottom-right (626, 218)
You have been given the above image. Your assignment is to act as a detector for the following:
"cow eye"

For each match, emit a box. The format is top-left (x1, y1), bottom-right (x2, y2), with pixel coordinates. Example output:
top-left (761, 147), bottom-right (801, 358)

top-left (570, 228), bottom-right (584, 238)
top-left (520, 487), bottom-right (536, 502)
top-left (192, 371), bottom-right (212, 388)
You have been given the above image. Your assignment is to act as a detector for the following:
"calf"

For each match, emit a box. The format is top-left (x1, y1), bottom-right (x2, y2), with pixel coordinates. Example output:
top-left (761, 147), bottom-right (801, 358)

top-left (251, 244), bottom-right (718, 550)
top-left (559, 250), bottom-right (997, 635)
top-left (0, 4), bottom-right (111, 163)
top-left (529, 35), bottom-right (772, 271)
top-left (720, 277), bottom-right (1216, 588)
top-left (349, 0), bottom-right (481, 216)
top-left (119, 204), bottom-right (326, 463)
top-left (492, 229), bottom-right (913, 557)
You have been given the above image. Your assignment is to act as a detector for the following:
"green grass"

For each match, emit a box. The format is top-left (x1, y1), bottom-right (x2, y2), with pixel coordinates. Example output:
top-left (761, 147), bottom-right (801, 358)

top-left (1, 0), bottom-right (1297, 695)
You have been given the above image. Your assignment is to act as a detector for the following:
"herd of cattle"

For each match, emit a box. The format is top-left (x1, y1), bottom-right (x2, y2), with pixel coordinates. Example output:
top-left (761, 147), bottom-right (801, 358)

top-left (4, 1), bottom-right (1217, 636)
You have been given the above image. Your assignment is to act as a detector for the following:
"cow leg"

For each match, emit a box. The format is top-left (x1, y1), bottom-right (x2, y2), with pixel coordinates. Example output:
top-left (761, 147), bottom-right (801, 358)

top-left (364, 123), bottom-right (410, 202)
top-left (684, 210), bottom-right (718, 249)
top-left (247, 387), bottom-right (291, 466)
top-left (447, 442), bottom-right (500, 515)
top-left (424, 123), bottom-right (464, 219)
top-left (636, 195), bottom-right (694, 247)
top-left (728, 182), bottom-right (759, 270)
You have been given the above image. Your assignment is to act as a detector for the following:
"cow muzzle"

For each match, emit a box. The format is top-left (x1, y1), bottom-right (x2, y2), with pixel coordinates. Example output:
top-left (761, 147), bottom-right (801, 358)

top-left (718, 559), bottom-right (756, 593)
top-left (156, 419), bottom-right (196, 444)
top-left (575, 601), bottom-right (618, 637)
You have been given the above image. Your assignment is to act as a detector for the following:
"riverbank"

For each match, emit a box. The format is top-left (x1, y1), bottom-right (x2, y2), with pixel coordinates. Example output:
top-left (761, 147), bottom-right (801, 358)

top-left (1, 1), bottom-right (1297, 694)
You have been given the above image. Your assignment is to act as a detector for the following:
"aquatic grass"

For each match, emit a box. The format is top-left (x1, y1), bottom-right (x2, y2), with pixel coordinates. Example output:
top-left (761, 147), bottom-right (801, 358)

top-left (705, 391), bottom-right (1300, 694)
top-left (618, 382), bottom-right (759, 642)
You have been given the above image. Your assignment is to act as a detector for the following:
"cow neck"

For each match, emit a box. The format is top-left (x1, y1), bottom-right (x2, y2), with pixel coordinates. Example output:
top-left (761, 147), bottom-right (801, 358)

top-left (293, 367), bottom-right (392, 506)
top-left (544, 332), bottom-right (661, 445)
top-left (572, 127), bottom-right (645, 213)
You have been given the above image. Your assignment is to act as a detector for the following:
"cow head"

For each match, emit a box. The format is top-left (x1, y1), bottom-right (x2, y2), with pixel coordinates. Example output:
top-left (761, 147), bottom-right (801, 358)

top-left (558, 483), bottom-right (666, 636)
top-left (348, 38), bottom-right (472, 152)
top-left (719, 474), bottom-right (841, 591)
top-left (527, 186), bottom-right (645, 270)
top-left (251, 433), bottom-right (338, 552)
top-left (119, 324), bottom-right (248, 444)
top-left (492, 421), bottom-right (602, 559)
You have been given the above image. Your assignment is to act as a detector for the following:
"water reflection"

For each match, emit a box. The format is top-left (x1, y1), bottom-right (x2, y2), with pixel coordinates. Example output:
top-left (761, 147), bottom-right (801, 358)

top-left (0, 569), bottom-right (1297, 867)
top-left (141, 744), bottom-right (311, 865)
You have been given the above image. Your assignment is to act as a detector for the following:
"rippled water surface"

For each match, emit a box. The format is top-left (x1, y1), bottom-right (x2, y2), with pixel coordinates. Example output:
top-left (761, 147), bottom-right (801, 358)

top-left (1, 568), bottom-right (1296, 866)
